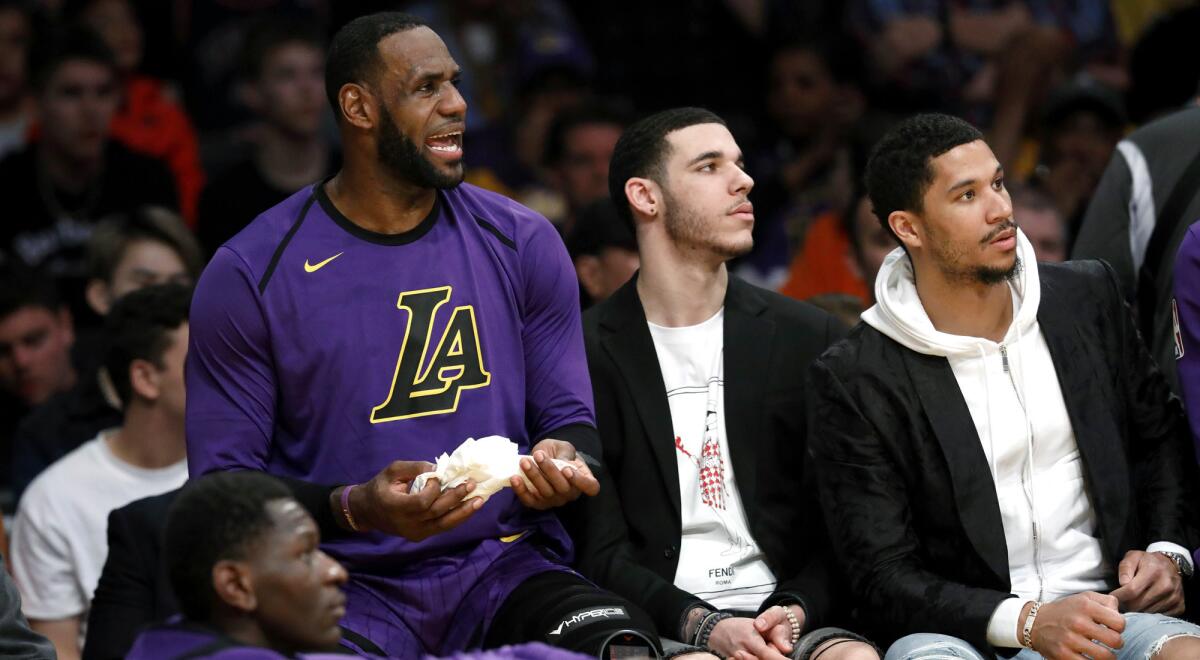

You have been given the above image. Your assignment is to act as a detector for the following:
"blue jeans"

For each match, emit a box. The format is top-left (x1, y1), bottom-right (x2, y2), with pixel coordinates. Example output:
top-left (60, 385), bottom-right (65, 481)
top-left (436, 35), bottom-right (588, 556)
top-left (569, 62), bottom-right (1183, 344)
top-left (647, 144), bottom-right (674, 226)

top-left (884, 613), bottom-right (1200, 659)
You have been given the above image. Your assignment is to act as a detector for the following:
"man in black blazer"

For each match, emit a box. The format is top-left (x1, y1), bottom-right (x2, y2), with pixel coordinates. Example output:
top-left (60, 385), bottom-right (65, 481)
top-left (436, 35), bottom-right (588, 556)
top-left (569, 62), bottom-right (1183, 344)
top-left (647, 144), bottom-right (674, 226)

top-left (566, 107), bottom-right (877, 660)
top-left (809, 114), bottom-right (1200, 660)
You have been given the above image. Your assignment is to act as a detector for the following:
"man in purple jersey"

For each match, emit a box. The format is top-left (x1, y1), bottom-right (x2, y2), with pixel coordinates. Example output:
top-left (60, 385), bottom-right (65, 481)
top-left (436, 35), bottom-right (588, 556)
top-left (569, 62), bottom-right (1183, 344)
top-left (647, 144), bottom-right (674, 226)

top-left (185, 12), bottom-right (659, 659)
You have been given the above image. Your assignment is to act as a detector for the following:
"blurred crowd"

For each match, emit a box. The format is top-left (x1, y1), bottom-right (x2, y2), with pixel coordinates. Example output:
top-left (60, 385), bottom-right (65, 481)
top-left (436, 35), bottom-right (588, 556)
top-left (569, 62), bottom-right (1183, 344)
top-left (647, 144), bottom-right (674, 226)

top-left (0, 1), bottom-right (1195, 658)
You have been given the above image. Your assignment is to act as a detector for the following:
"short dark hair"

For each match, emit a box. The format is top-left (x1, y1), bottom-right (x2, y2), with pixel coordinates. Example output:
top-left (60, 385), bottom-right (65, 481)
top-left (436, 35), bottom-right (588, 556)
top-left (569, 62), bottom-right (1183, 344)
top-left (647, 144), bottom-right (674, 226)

top-left (864, 113), bottom-right (983, 240)
top-left (166, 472), bottom-right (292, 621)
top-left (28, 24), bottom-right (116, 91)
top-left (0, 262), bottom-right (63, 321)
top-left (87, 207), bottom-right (204, 283)
top-left (102, 283), bottom-right (190, 408)
top-left (237, 15), bottom-right (325, 83)
top-left (325, 12), bottom-right (426, 113)
top-left (607, 107), bottom-right (726, 230)
top-left (544, 104), bottom-right (630, 167)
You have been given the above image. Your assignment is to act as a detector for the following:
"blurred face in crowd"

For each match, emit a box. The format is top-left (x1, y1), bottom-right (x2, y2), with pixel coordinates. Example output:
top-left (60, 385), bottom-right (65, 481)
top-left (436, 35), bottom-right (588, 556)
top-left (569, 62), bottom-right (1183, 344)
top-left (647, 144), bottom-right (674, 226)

top-left (251, 42), bottom-right (326, 139)
top-left (0, 7), bottom-right (31, 110)
top-left (0, 305), bottom-right (74, 405)
top-left (556, 122), bottom-right (623, 212)
top-left (575, 246), bottom-right (639, 303)
top-left (852, 195), bottom-right (896, 292)
top-left (1046, 110), bottom-right (1121, 193)
top-left (898, 140), bottom-right (1018, 285)
top-left (229, 499), bottom-right (348, 654)
top-left (38, 58), bottom-right (118, 163)
top-left (88, 239), bottom-right (192, 315)
top-left (80, 0), bottom-right (142, 74)
top-left (372, 27), bottom-right (466, 189)
top-left (1014, 201), bottom-right (1066, 263)
top-left (656, 123), bottom-right (755, 260)
top-left (149, 322), bottom-right (187, 419)
top-left (767, 48), bottom-right (835, 140)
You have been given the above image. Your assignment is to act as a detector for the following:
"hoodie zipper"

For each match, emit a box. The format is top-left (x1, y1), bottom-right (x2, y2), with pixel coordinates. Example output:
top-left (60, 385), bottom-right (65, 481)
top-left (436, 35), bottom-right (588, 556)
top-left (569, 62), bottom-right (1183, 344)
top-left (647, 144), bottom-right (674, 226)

top-left (1000, 343), bottom-right (1046, 601)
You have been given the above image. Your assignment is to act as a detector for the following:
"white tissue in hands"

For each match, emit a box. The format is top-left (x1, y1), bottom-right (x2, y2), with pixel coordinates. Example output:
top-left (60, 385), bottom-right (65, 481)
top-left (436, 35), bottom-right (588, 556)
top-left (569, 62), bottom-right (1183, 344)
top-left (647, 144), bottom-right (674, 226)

top-left (409, 435), bottom-right (572, 503)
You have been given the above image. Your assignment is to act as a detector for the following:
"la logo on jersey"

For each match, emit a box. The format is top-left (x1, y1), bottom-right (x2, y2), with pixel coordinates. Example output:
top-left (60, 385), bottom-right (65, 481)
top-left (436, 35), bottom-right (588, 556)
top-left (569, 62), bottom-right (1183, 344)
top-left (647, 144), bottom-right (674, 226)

top-left (371, 286), bottom-right (491, 422)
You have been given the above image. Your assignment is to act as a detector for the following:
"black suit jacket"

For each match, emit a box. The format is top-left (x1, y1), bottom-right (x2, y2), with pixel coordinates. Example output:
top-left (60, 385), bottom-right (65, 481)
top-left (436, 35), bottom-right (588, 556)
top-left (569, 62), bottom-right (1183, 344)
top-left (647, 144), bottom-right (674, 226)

top-left (82, 476), bottom-right (346, 660)
top-left (808, 260), bottom-right (1200, 653)
top-left (565, 274), bottom-right (847, 637)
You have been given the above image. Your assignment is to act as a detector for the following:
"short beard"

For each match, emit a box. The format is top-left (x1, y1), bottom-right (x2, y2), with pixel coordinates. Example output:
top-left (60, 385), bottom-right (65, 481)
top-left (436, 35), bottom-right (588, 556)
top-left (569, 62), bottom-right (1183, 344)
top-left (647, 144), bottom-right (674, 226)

top-left (661, 185), bottom-right (753, 260)
top-left (376, 104), bottom-right (463, 189)
top-left (972, 254), bottom-right (1022, 285)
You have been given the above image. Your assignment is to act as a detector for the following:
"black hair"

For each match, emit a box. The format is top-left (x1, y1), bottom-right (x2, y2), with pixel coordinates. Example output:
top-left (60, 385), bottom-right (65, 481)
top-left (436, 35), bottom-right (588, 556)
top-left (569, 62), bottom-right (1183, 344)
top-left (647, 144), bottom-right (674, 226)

top-left (28, 24), bottom-right (116, 91)
top-left (87, 206), bottom-right (204, 283)
top-left (864, 113), bottom-right (983, 241)
top-left (607, 106), bottom-right (726, 231)
top-left (0, 261), bottom-right (63, 321)
top-left (102, 282), bottom-right (190, 409)
top-left (544, 104), bottom-right (631, 167)
top-left (237, 15), bottom-right (325, 83)
top-left (166, 471), bottom-right (292, 622)
top-left (325, 12), bottom-right (426, 113)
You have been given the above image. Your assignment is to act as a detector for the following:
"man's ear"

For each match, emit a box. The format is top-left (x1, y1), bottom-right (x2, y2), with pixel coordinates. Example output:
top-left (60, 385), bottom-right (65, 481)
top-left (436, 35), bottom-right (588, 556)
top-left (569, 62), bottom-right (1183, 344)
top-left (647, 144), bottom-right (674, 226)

top-left (574, 255), bottom-right (604, 300)
top-left (889, 210), bottom-right (923, 251)
top-left (212, 560), bottom-right (256, 613)
top-left (85, 279), bottom-right (112, 316)
top-left (338, 83), bottom-right (375, 131)
top-left (128, 358), bottom-right (160, 402)
top-left (624, 177), bottom-right (660, 223)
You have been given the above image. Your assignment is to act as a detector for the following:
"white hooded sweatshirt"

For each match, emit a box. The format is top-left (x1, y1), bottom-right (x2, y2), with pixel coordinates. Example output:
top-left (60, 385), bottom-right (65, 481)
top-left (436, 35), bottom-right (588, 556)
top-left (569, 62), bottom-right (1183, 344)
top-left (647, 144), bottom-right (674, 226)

top-left (860, 230), bottom-right (1185, 646)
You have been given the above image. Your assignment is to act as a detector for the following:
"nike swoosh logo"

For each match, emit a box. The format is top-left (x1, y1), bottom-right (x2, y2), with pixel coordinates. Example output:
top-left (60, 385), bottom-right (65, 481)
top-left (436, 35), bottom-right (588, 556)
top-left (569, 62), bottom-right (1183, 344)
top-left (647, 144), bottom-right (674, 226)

top-left (304, 252), bottom-right (343, 273)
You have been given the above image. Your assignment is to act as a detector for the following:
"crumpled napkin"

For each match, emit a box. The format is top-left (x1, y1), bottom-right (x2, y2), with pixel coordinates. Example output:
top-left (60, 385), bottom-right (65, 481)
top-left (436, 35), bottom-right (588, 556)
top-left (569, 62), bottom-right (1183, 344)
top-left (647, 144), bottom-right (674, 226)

top-left (409, 435), bottom-right (573, 503)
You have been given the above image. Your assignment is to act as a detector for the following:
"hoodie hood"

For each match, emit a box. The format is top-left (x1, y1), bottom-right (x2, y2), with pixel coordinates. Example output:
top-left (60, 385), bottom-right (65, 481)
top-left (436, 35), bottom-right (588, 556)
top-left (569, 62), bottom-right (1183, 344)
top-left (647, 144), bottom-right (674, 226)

top-left (862, 228), bottom-right (1040, 356)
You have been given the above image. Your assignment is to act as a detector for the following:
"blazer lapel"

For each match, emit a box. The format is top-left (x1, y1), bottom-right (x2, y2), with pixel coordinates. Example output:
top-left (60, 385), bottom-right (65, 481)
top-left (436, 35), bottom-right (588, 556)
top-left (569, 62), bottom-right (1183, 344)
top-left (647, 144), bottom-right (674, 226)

top-left (598, 279), bottom-right (682, 520)
top-left (722, 278), bottom-right (772, 510)
top-left (902, 349), bottom-right (1011, 585)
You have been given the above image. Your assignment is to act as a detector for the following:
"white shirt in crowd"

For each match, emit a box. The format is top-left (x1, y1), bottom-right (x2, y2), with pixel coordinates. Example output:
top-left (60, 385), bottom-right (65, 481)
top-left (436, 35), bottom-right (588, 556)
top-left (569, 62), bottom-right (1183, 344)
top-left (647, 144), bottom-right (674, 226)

top-left (649, 308), bottom-right (777, 612)
top-left (9, 429), bottom-right (188, 644)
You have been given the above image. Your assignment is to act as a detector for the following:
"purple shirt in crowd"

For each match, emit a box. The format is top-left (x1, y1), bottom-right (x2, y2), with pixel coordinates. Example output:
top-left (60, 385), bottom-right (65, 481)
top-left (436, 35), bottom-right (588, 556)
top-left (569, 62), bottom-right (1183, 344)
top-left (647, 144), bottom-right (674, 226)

top-left (185, 181), bottom-right (595, 653)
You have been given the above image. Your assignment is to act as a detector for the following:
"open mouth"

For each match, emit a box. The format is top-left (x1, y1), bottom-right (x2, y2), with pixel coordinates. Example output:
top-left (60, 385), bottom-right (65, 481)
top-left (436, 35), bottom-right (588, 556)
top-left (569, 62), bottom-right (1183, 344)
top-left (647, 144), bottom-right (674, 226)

top-left (424, 130), bottom-right (463, 156)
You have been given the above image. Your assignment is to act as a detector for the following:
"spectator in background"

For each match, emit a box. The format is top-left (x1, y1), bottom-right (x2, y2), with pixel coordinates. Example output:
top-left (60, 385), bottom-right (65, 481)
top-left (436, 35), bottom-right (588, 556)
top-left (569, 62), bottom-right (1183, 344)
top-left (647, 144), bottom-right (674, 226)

top-left (740, 37), bottom-right (864, 291)
top-left (0, 265), bottom-right (76, 501)
top-left (195, 16), bottom-right (335, 257)
top-left (1007, 180), bottom-right (1065, 263)
top-left (0, 0), bottom-right (34, 159)
top-left (10, 283), bottom-right (191, 660)
top-left (1033, 75), bottom-right (1126, 242)
top-left (566, 199), bottom-right (637, 308)
top-left (541, 105), bottom-right (626, 235)
top-left (68, 0), bottom-right (204, 224)
top-left (1077, 101), bottom-right (1200, 396)
top-left (10, 206), bottom-right (201, 503)
top-left (0, 26), bottom-right (176, 313)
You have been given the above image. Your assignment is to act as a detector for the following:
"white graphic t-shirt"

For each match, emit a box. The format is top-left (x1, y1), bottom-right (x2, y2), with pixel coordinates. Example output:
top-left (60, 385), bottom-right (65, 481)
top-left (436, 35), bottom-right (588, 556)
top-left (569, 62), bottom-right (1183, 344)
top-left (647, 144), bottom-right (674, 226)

top-left (648, 308), bottom-right (776, 611)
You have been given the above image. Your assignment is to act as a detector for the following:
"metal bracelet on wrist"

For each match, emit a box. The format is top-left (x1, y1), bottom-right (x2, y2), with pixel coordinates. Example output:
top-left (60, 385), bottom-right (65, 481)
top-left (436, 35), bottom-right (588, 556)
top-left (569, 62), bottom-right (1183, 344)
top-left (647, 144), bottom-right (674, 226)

top-left (779, 605), bottom-right (802, 645)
